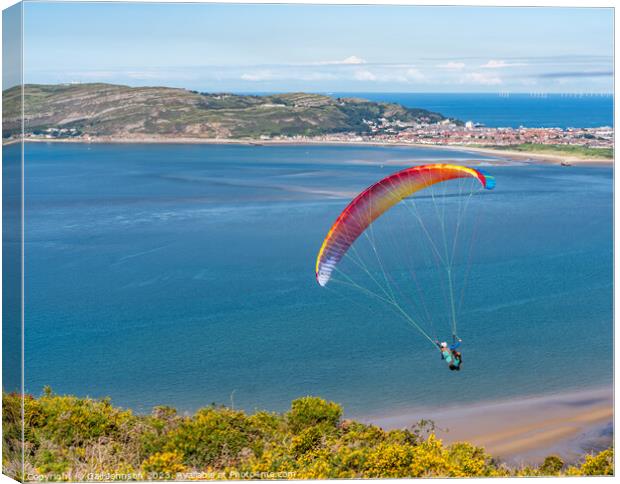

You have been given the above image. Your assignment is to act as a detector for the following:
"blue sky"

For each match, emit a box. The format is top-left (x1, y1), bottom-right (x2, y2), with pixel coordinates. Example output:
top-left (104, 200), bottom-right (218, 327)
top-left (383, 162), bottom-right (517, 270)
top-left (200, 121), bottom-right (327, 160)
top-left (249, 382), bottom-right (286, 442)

top-left (19, 2), bottom-right (614, 93)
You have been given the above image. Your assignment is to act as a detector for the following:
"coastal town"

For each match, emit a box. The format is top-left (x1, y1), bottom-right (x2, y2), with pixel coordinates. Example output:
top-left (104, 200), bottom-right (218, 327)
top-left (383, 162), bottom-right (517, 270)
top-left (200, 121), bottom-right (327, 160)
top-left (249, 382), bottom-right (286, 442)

top-left (20, 120), bottom-right (613, 152)
top-left (263, 120), bottom-right (614, 149)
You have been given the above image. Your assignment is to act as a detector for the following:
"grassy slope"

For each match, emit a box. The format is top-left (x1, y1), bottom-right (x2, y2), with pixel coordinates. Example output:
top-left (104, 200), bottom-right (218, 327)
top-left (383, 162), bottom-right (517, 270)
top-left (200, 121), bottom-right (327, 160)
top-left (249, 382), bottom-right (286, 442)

top-left (2, 84), bottom-right (446, 139)
top-left (2, 391), bottom-right (613, 480)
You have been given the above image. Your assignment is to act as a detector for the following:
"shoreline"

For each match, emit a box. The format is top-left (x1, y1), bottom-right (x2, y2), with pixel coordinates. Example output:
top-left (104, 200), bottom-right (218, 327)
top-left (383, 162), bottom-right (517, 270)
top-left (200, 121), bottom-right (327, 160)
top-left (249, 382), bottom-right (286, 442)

top-left (7, 136), bottom-right (613, 166)
top-left (356, 386), bottom-right (613, 466)
top-left (413, 143), bottom-right (613, 166)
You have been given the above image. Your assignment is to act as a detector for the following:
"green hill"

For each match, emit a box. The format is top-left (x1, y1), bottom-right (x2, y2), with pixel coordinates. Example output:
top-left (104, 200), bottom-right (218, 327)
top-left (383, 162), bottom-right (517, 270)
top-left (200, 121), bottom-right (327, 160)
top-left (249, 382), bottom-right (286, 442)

top-left (2, 83), bottom-right (450, 140)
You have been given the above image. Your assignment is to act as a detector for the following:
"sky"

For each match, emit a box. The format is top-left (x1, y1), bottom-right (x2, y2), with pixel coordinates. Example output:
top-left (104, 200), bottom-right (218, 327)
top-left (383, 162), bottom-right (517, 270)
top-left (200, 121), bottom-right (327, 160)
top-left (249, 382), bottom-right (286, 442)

top-left (14, 2), bottom-right (615, 93)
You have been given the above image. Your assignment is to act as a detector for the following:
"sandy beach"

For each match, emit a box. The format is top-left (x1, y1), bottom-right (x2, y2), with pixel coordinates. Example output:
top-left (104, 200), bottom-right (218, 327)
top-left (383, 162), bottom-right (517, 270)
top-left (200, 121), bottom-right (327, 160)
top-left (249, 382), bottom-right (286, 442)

top-left (411, 143), bottom-right (613, 166)
top-left (359, 386), bottom-right (613, 466)
top-left (434, 144), bottom-right (613, 166)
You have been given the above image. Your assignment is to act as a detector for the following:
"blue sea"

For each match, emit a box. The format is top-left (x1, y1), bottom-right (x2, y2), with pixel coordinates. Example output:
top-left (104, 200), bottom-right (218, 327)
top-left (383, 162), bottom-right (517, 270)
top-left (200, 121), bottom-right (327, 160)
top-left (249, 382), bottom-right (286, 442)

top-left (330, 93), bottom-right (614, 129)
top-left (13, 142), bottom-right (612, 416)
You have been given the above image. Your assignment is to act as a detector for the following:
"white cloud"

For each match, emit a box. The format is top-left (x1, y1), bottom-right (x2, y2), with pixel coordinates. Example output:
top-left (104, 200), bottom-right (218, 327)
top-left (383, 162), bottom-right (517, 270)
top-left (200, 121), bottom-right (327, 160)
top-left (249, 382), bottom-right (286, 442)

top-left (314, 55), bottom-right (367, 65)
top-left (240, 70), bottom-right (275, 81)
top-left (481, 59), bottom-right (527, 69)
top-left (350, 66), bottom-right (426, 83)
top-left (438, 61), bottom-right (466, 70)
top-left (353, 69), bottom-right (377, 81)
top-left (340, 55), bottom-right (366, 65)
top-left (404, 68), bottom-right (425, 81)
top-left (464, 72), bottom-right (503, 85)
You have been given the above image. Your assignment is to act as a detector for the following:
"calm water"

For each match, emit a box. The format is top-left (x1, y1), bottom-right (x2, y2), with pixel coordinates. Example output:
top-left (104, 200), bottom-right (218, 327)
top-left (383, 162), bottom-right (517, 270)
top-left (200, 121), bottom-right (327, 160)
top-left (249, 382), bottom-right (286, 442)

top-left (330, 93), bottom-right (614, 128)
top-left (20, 143), bottom-right (612, 415)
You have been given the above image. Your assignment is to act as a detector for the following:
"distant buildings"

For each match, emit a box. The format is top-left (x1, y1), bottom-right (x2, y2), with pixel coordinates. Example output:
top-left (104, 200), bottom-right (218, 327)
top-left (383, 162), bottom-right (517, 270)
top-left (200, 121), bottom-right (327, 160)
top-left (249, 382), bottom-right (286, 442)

top-left (16, 121), bottom-right (614, 149)
top-left (393, 124), bottom-right (613, 149)
top-left (279, 124), bottom-right (613, 150)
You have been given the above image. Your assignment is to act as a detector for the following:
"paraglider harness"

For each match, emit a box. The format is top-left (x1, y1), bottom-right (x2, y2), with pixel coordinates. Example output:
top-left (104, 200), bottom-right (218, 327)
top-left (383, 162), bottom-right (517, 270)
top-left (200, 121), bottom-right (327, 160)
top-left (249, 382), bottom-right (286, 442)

top-left (449, 349), bottom-right (462, 371)
top-left (436, 336), bottom-right (462, 371)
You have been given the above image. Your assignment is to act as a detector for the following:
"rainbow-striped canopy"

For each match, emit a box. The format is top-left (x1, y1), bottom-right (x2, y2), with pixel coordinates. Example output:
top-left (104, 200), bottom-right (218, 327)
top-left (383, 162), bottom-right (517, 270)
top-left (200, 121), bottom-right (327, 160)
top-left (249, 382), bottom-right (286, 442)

top-left (315, 163), bottom-right (495, 286)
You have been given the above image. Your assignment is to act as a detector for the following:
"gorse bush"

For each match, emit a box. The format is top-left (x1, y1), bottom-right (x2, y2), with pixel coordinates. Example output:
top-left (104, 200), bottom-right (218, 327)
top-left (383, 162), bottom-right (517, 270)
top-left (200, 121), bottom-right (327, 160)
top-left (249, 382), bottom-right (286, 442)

top-left (287, 396), bottom-right (342, 433)
top-left (2, 390), bottom-right (613, 481)
top-left (141, 451), bottom-right (187, 477)
top-left (164, 407), bottom-right (262, 468)
top-left (568, 448), bottom-right (614, 476)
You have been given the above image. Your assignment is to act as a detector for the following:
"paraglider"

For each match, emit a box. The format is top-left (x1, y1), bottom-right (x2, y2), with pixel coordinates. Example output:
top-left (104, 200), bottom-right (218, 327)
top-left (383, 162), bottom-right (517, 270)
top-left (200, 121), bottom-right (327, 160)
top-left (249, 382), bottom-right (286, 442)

top-left (436, 339), bottom-right (463, 371)
top-left (315, 163), bottom-right (495, 369)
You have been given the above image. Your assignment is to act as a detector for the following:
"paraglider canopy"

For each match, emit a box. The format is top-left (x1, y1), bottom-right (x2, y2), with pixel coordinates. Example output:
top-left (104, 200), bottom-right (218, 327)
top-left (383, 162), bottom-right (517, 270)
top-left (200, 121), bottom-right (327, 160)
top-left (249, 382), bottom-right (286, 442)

top-left (316, 163), bottom-right (495, 287)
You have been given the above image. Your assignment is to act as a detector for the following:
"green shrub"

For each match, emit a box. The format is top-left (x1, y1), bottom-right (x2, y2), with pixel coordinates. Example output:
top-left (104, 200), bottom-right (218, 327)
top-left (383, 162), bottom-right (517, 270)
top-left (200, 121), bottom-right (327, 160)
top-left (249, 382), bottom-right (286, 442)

top-left (140, 406), bottom-right (181, 456)
top-left (291, 426), bottom-right (324, 456)
top-left (35, 392), bottom-right (136, 447)
top-left (286, 397), bottom-right (342, 433)
top-left (538, 455), bottom-right (564, 475)
top-left (164, 407), bottom-right (258, 468)
top-left (447, 442), bottom-right (495, 477)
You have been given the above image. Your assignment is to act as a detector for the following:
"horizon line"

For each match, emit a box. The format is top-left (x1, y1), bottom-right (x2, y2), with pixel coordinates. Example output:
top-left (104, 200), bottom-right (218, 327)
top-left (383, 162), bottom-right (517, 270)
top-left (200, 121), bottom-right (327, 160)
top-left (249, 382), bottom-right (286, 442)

top-left (5, 82), bottom-right (614, 97)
